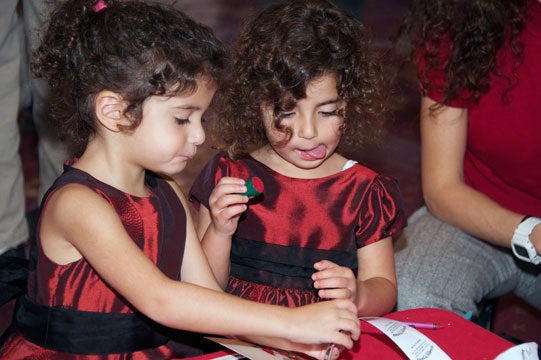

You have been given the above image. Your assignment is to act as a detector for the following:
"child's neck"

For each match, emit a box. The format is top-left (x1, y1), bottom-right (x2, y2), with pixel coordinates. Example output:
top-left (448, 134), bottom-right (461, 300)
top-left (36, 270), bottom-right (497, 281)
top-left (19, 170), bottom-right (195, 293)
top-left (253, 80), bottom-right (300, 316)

top-left (74, 151), bottom-right (149, 197)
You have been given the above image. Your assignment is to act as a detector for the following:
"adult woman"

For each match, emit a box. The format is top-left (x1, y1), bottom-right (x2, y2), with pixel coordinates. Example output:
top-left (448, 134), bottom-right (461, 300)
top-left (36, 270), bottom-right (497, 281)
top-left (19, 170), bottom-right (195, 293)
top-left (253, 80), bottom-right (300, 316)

top-left (394, 0), bottom-right (541, 318)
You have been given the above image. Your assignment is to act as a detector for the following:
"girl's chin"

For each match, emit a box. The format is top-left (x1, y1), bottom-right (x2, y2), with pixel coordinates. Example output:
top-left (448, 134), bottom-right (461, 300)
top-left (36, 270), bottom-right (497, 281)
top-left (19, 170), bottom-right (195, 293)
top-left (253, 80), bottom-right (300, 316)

top-left (153, 162), bottom-right (188, 177)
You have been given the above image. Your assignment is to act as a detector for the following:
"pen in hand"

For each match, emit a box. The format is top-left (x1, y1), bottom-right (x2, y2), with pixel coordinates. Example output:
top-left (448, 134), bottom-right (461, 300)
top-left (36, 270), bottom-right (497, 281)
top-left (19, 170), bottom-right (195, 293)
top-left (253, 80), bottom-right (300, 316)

top-left (324, 342), bottom-right (334, 360)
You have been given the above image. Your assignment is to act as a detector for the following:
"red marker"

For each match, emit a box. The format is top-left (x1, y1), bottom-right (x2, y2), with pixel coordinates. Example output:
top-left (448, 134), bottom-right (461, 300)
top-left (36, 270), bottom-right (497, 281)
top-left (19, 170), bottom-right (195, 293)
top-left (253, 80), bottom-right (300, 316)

top-left (243, 177), bottom-right (264, 197)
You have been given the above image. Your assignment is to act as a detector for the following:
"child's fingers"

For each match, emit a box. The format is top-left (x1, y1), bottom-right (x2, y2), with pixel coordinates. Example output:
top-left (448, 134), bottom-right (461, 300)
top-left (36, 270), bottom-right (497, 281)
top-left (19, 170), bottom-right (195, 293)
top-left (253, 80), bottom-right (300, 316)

top-left (216, 176), bottom-right (245, 185)
top-left (335, 315), bottom-right (360, 343)
top-left (326, 319), bottom-right (359, 349)
top-left (313, 259), bottom-right (338, 270)
top-left (212, 179), bottom-right (247, 198)
top-left (313, 271), bottom-right (354, 287)
top-left (214, 203), bottom-right (247, 218)
top-left (210, 192), bottom-right (248, 211)
top-left (325, 300), bottom-right (360, 342)
top-left (313, 266), bottom-right (355, 287)
top-left (317, 287), bottom-right (353, 301)
top-left (314, 272), bottom-right (357, 303)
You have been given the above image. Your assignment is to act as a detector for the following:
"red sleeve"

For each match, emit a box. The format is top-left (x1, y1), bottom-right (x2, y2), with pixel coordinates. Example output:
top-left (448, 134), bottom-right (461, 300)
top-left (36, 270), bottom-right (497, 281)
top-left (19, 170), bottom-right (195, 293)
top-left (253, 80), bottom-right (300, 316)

top-left (415, 37), bottom-right (474, 108)
top-left (189, 152), bottom-right (229, 211)
top-left (355, 175), bottom-right (407, 248)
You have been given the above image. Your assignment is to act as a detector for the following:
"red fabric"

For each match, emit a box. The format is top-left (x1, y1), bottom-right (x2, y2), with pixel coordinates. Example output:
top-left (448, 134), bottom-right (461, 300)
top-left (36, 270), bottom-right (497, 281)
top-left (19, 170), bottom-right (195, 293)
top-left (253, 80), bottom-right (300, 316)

top-left (416, 0), bottom-right (541, 217)
top-left (0, 166), bottom-right (190, 359)
top-left (190, 152), bottom-right (406, 307)
top-left (349, 309), bottom-right (513, 360)
top-left (226, 275), bottom-right (320, 306)
top-left (187, 308), bottom-right (514, 360)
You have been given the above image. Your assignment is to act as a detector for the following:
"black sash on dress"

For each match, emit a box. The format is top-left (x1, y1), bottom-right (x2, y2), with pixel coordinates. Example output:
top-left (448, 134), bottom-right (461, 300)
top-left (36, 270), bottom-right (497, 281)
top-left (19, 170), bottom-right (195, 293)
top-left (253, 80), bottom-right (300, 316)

top-left (15, 295), bottom-right (169, 354)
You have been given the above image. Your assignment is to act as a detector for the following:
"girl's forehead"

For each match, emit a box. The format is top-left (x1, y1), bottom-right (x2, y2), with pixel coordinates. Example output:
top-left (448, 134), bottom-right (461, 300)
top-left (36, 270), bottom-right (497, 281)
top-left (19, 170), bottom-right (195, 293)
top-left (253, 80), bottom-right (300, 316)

top-left (306, 75), bottom-right (338, 93)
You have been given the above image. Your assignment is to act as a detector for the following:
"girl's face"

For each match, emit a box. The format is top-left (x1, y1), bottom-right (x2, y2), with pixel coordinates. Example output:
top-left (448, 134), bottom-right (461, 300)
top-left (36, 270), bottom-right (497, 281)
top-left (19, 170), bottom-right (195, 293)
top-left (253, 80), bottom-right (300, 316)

top-left (128, 78), bottom-right (216, 176)
top-left (262, 74), bottom-right (345, 176)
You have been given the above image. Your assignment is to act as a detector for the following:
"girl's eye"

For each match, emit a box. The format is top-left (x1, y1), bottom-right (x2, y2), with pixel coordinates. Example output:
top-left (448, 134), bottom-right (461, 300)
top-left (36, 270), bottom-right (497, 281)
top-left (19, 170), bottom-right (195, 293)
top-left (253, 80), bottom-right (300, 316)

top-left (321, 111), bottom-right (336, 116)
top-left (175, 117), bottom-right (190, 125)
top-left (320, 108), bottom-right (344, 117)
top-left (320, 109), bottom-right (340, 117)
top-left (280, 112), bottom-right (295, 119)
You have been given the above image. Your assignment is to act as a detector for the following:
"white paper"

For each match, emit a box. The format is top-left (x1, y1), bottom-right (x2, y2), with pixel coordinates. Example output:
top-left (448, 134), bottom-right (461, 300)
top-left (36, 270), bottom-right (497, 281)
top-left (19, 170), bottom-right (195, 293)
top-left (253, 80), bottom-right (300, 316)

top-left (205, 337), bottom-right (307, 360)
top-left (361, 317), bottom-right (452, 360)
top-left (494, 342), bottom-right (539, 360)
top-left (210, 355), bottom-right (244, 360)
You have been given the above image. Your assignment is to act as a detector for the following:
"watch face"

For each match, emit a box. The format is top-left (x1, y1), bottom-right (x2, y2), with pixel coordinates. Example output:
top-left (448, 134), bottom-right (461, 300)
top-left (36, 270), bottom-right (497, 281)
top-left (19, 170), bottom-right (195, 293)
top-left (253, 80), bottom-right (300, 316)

top-left (512, 244), bottom-right (530, 259)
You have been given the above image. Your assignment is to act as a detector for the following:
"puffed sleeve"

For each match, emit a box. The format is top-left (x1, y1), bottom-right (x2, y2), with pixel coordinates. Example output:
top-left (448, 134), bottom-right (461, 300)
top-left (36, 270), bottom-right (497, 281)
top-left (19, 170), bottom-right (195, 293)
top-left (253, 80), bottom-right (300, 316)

top-left (355, 175), bottom-right (407, 248)
top-left (189, 152), bottom-right (230, 211)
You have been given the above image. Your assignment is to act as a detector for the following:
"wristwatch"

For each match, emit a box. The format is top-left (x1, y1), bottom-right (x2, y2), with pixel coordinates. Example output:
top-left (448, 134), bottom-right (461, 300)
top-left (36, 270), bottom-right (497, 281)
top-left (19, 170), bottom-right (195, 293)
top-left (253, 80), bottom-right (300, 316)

top-left (511, 216), bottom-right (541, 265)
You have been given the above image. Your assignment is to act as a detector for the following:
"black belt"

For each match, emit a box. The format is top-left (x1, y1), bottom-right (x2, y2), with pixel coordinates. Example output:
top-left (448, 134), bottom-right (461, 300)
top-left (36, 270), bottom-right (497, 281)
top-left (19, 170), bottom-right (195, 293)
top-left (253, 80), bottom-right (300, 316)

top-left (15, 295), bottom-right (169, 354)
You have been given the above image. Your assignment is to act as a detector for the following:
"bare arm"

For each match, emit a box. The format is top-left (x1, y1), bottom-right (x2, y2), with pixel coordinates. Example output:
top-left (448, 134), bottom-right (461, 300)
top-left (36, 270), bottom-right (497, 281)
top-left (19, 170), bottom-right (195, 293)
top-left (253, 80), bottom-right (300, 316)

top-left (420, 96), bottom-right (540, 251)
top-left (355, 237), bottom-right (397, 315)
top-left (196, 177), bottom-right (249, 288)
top-left (40, 182), bottom-right (360, 349)
top-left (197, 205), bottom-right (232, 288)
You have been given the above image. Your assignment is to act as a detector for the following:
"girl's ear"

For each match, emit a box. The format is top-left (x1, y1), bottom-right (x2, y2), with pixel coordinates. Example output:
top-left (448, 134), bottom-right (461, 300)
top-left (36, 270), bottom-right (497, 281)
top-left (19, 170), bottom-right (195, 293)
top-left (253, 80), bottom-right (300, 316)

top-left (95, 91), bottom-right (129, 132)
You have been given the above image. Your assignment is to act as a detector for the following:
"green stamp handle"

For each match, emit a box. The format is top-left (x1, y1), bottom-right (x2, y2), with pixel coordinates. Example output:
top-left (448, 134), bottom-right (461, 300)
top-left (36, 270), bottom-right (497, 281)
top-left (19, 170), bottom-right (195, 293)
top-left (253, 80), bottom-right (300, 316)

top-left (243, 176), bottom-right (264, 197)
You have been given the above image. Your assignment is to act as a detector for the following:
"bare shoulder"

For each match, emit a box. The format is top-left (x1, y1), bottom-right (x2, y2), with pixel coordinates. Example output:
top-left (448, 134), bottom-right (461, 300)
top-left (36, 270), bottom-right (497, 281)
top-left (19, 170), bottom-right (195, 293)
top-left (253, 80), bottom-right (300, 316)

top-left (40, 183), bottom-right (125, 264)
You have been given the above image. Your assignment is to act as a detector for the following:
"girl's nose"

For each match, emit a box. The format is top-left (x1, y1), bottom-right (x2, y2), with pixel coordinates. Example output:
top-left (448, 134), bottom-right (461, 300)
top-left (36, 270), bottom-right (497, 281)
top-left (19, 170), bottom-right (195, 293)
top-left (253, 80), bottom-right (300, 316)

top-left (192, 122), bottom-right (206, 145)
top-left (298, 115), bottom-right (317, 139)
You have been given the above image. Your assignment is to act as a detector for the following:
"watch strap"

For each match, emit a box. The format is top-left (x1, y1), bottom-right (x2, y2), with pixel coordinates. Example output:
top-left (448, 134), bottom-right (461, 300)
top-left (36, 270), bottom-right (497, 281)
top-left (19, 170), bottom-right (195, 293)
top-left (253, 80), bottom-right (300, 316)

top-left (512, 216), bottom-right (541, 265)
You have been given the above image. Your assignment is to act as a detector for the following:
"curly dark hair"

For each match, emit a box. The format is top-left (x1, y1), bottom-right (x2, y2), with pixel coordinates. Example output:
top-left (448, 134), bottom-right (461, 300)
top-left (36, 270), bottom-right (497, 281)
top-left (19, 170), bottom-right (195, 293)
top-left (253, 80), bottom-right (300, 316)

top-left (394, 0), bottom-right (528, 107)
top-left (32, 0), bottom-right (226, 156)
top-left (212, 0), bottom-right (388, 159)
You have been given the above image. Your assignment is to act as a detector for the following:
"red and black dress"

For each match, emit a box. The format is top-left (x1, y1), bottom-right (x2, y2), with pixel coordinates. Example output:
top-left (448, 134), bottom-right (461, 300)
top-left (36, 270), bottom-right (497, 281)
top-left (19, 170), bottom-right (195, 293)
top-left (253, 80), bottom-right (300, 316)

top-left (0, 165), bottom-right (204, 359)
top-left (190, 152), bottom-right (406, 307)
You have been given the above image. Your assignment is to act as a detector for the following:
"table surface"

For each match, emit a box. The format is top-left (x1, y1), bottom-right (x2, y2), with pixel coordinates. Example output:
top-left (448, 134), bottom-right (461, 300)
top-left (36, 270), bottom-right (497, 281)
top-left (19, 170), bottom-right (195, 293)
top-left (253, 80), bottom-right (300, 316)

top-left (187, 308), bottom-right (515, 360)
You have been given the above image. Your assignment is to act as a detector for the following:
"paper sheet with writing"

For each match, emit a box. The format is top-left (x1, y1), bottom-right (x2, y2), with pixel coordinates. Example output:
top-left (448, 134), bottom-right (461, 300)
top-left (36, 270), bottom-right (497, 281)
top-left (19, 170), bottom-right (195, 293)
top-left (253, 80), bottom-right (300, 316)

top-left (494, 342), bottom-right (539, 360)
top-left (361, 317), bottom-right (452, 360)
top-left (206, 317), bottom-right (451, 360)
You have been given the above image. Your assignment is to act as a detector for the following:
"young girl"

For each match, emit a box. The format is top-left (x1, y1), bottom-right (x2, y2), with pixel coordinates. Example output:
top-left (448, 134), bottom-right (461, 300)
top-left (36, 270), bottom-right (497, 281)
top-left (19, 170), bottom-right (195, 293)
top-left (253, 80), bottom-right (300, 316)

top-left (0, 0), bottom-right (361, 359)
top-left (190, 0), bottom-right (406, 318)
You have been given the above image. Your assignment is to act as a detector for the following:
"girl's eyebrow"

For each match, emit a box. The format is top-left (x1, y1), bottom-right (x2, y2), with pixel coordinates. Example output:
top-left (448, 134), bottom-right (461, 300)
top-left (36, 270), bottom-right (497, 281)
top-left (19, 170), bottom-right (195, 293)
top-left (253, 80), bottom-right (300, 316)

top-left (317, 98), bottom-right (342, 107)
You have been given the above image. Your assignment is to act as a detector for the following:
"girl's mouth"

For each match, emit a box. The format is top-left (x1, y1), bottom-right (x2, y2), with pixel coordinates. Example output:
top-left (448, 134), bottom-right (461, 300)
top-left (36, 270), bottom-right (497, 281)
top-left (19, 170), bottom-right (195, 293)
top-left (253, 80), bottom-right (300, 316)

top-left (298, 144), bottom-right (326, 160)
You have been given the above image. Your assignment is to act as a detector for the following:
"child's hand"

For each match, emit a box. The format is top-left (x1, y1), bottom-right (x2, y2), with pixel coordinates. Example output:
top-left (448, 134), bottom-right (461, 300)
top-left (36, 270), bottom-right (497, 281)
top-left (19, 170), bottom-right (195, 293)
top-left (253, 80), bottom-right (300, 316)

top-left (289, 343), bottom-right (343, 360)
top-left (207, 177), bottom-right (249, 236)
top-left (312, 260), bottom-right (358, 304)
top-left (301, 343), bottom-right (343, 360)
top-left (288, 299), bottom-right (360, 351)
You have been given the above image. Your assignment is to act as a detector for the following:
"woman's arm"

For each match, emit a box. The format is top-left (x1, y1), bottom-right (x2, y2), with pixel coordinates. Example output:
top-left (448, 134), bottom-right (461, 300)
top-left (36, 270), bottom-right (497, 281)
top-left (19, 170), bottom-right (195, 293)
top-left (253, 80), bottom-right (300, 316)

top-left (41, 182), bottom-right (360, 350)
top-left (420, 96), bottom-right (537, 249)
